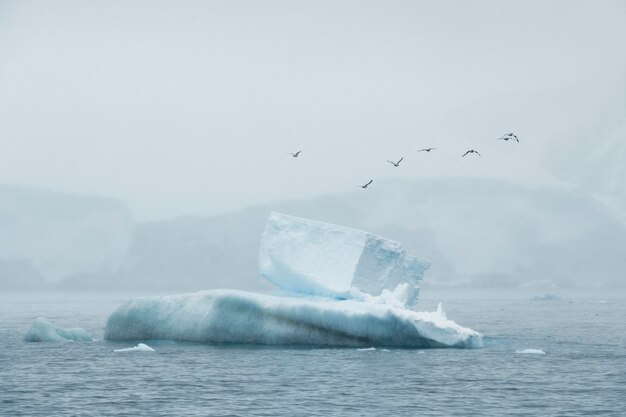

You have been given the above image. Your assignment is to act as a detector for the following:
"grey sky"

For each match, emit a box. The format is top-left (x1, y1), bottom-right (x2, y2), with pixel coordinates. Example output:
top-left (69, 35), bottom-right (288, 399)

top-left (1, 0), bottom-right (625, 220)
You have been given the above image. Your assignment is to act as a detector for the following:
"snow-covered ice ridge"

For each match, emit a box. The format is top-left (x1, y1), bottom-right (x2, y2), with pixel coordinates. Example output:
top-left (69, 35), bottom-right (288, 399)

top-left (104, 213), bottom-right (482, 348)
top-left (260, 212), bottom-right (430, 305)
top-left (105, 290), bottom-right (482, 348)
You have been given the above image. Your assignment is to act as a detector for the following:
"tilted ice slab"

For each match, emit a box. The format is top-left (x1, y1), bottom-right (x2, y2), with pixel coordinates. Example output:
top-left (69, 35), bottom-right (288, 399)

top-left (104, 290), bottom-right (482, 348)
top-left (23, 317), bottom-right (93, 342)
top-left (259, 213), bottom-right (430, 305)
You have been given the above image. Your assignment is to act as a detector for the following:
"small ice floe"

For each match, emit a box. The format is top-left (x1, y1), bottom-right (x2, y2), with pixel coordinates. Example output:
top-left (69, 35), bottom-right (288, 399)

top-left (532, 293), bottom-right (561, 301)
top-left (114, 343), bottom-right (155, 352)
top-left (357, 347), bottom-right (377, 351)
top-left (23, 317), bottom-right (93, 342)
top-left (515, 349), bottom-right (546, 355)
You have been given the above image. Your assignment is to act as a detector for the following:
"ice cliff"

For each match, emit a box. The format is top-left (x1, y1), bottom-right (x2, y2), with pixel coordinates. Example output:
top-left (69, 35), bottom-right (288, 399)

top-left (105, 213), bottom-right (482, 348)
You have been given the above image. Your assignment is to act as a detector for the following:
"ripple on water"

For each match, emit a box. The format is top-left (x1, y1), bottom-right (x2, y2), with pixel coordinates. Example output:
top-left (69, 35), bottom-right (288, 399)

top-left (1, 295), bottom-right (625, 416)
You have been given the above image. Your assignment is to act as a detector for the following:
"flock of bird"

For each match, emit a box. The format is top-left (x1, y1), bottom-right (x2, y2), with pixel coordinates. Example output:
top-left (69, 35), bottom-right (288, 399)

top-left (287, 132), bottom-right (520, 189)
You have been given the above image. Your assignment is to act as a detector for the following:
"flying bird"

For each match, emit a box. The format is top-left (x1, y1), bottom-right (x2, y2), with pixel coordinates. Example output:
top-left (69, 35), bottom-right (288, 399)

top-left (387, 157), bottom-right (404, 167)
top-left (498, 133), bottom-right (519, 142)
top-left (287, 150), bottom-right (302, 157)
top-left (359, 180), bottom-right (373, 189)
top-left (462, 149), bottom-right (481, 157)
top-left (417, 148), bottom-right (436, 152)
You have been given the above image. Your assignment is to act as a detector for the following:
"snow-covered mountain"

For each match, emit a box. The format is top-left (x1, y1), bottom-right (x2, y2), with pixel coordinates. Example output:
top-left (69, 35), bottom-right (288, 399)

top-left (115, 178), bottom-right (626, 293)
top-left (0, 185), bottom-right (134, 287)
top-left (547, 102), bottom-right (626, 224)
top-left (2, 179), bottom-right (624, 294)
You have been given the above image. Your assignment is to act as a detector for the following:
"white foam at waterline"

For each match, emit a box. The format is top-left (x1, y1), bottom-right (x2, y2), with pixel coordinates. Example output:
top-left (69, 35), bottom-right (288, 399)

top-left (357, 347), bottom-right (376, 351)
top-left (515, 349), bottom-right (546, 354)
top-left (114, 343), bottom-right (155, 352)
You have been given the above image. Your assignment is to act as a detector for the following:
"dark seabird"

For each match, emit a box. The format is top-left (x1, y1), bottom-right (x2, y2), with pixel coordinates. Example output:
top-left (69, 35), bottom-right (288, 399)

top-left (359, 180), bottom-right (373, 189)
top-left (498, 133), bottom-right (519, 142)
top-left (417, 148), bottom-right (436, 152)
top-left (387, 157), bottom-right (404, 167)
top-left (287, 150), bottom-right (302, 157)
top-left (461, 149), bottom-right (481, 157)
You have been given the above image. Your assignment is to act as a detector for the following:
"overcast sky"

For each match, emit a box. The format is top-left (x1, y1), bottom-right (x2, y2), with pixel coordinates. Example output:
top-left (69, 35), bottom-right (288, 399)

top-left (1, 0), bottom-right (625, 220)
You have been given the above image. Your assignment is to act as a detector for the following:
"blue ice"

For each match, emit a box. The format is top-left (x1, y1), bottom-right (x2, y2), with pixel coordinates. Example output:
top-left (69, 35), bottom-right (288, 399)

top-left (259, 212), bottom-right (430, 305)
top-left (23, 317), bottom-right (93, 342)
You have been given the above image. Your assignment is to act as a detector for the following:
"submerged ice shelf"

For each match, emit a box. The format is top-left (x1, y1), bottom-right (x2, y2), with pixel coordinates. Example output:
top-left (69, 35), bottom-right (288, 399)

top-left (104, 213), bottom-right (482, 348)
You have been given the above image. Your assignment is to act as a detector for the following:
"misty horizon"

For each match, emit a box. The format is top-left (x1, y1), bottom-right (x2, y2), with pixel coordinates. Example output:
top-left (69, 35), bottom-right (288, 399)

top-left (2, 175), bottom-right (625, 297)
top-left (1, 0), bottom-right (625, 220)
top-left (1, 0), bottom-right (625, 295)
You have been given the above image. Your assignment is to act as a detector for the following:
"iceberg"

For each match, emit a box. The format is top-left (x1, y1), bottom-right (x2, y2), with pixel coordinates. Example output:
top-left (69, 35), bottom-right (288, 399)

top-left (105, 290), bottom-right (481, 348)
top-left (532, 293), bottom-right (561, 301)
top-left (23, 317), bottom-right (93, 342)
top-left (259, 212), bottom-right (430, 305)
top-left (104, 213), bottom-right (482, 348)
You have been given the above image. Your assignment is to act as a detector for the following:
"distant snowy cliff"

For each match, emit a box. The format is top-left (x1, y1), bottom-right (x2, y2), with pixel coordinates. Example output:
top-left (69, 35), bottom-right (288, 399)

top-left (0, 185), bottom-right (133, 287)
top-left (548, 115), bottom-right (626, 225)
top-left (3, 178), bottom-right (626, 293)
top-left (111, 179), bottom-right (626, 293)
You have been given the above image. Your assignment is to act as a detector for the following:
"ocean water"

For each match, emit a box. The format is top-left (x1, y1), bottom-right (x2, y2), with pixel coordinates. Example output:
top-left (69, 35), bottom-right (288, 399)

top-left (1, 291), bottom-right (625, 416)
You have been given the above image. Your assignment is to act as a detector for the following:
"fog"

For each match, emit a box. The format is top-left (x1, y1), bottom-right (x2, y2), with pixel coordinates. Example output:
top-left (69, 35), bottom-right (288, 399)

top-left (1, 1), bottom-right (625, 297)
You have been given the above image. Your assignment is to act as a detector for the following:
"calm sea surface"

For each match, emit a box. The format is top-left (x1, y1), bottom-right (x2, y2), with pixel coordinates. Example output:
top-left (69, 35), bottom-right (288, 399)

top-left (1, 291), bottom-right (625, 416)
